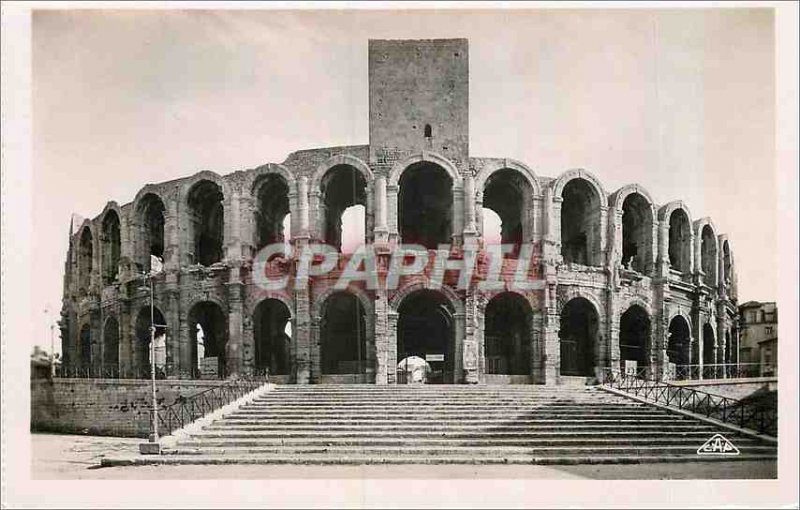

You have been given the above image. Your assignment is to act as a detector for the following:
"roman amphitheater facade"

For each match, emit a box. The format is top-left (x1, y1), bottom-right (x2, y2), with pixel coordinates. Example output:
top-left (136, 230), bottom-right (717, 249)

top-left (60, 38), bottom-right (739, 385)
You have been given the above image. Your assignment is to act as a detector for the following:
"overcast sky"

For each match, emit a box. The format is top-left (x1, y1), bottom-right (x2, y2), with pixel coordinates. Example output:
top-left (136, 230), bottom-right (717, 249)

top-left (32, 8), bottom-right (776, 352)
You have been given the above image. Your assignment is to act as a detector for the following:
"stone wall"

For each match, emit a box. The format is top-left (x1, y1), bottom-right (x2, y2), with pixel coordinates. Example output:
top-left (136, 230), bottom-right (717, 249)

top-left (31, 379), bottom-right (227, 437)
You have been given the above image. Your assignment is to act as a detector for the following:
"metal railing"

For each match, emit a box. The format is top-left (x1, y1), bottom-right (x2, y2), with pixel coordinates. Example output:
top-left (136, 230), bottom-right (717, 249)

top-left (601, 368), bottom-right (777, 437)
top-left (149, 372), bottom-right (270, 437)
top-left (669, 363), bottom-right (765, 381)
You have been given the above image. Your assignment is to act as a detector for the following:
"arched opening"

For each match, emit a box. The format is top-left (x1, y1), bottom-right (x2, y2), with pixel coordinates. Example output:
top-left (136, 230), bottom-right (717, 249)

top-left (187, 180), bottom-right (224, 266)
top-left (619, 305), bottom-right (651, 367)
top-left (254, 174), bottom-right (290, 252)
top-left (320, 292), bottom-right (368, 376)
top-left (481, 208), bottom-right (502, 246)
top-left (702, 323), bottom-right (716, 366)
top-left (399, 162), bottom-right (453, 249)
top-left (483, 169), bottom-right (532, 253)
top-left (134, 306), bottom-right (167, 378)
top-left (559, 297), bottom-right (598, 377)
top-left (79, 323), bottom-right (92, 369)
top-left (667, 315), bottom-right (691, 366)
top-left (484, 292), bottom-right (532, 375)
top-left (668, 209), bottom-right (691, 273)
top-left (560, 179), bottom-right (601, 266)
top-left (78, 227), bottom-right (93, 293)
top-left (321, 165), bottom-right (367, 252)
top-left (252, 299), bottom-right (292, 376)
top-left (722, 240), bottom-right (732, 285)
top-left (102, 316), bottom-right (119, 371)
top-left (136, 193), bottom-right (165, 273)
top-left (340, 205), bottom-right (365, 254)
top-left (397, 289), bottom-right (455, 384)
top-left (621, 193), bottom-right (653, 273)
top-left (188, 301), bottom-right (228, 379)
top-left (701, 225), bottom-right (717, 287)
top-left (101, 211), bottom-right (121, 285)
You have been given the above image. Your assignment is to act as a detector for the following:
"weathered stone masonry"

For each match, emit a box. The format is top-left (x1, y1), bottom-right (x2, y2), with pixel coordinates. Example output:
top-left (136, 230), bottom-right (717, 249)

top-left (61, 38), bottom-right (739, 385)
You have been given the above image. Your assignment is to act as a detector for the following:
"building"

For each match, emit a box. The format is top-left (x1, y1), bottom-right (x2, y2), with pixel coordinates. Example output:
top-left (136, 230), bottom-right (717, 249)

top-left (739, 301), bottom-right (778, 377)
top-left (59, 38), bottom-right (740, 385)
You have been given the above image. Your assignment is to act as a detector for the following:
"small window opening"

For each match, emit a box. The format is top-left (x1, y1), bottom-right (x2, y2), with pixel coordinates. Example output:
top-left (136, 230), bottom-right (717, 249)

top-left (424, 124), bottom-right (432, 138)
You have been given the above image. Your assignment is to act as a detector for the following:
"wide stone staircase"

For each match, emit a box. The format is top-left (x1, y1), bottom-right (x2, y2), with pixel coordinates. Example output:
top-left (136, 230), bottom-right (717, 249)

top-left (147, 384), bottom-right (777, 465)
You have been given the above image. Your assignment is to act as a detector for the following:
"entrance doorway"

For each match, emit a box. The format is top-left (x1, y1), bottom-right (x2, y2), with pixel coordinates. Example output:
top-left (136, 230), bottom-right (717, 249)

top-left (397, 289), bottom-right (455, 384)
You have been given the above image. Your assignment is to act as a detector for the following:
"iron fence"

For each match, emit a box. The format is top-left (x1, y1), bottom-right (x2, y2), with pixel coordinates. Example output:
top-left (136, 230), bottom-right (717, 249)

top-left (149, 372), bottom-right (270, 437)
top-left (601, 368), bottom-right (777, 437)
top-left (669, 363), bottom-right (765, 381)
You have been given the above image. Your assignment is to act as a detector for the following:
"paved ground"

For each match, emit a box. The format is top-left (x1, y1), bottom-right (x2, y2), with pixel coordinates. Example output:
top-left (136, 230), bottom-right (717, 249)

top-left (31, 433), bottom-right (777, 480)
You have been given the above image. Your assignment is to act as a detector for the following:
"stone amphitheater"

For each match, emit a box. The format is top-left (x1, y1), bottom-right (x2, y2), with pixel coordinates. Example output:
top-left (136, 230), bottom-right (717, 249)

top-left (61, 38), bottom-right (740, 388)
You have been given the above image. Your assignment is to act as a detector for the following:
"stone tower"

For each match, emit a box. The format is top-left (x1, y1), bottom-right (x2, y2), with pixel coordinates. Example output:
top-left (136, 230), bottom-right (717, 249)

top-left (368, 38), bottom-right (469, 169)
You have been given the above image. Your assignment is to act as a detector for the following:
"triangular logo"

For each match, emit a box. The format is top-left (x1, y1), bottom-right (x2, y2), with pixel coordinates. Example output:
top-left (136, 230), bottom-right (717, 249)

top-left (697, 433), bottom-right (740, 456)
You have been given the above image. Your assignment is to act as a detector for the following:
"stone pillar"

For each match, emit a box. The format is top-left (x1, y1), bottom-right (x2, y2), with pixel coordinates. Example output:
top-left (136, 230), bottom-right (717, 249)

top-left (374, 176), bottom-right (389, 246)
top-left (543, 277), bottom-right (560, 385)
top-left (373, 287), bottom-right (389, 384)
top-left (657, 219), bottom-right (670, 277)
top-left (241, 311), bottom-right (254, 376)
top-left (309, 312), bottom-right (321, 384)
top-left (455, 311), bottom-right (470, 383)
top-left (452, 185), bottom-right (464, 247)
top-left (387, 183), bottom-right (399, 245)
top-left (387, 310), bottom-right (399, 384)
top-left (598, 205), bottom-right (609, 268)
top-left (298, 177), bottom-right (310, 239)
top-left (606, 291), bottom-right (621, 378)
top-left (293, 176), bottom-right (312, 384)
top-left (226, 280), bottom-right (244, 378)
top-left (463, 174), bottom-right (478, 247)
top-left (164, 288), bottom-right (180, 378)
top-left (462, 292), bottom-right (479, 384)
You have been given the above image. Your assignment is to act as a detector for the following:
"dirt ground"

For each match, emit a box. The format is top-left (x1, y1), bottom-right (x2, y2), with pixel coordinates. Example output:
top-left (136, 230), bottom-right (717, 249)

top-left (30, 433), bottom-right (777, 480)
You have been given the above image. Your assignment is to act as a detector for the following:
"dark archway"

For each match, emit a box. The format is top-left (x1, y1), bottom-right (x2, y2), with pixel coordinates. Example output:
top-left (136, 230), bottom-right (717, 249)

top-left (321, 165), bottom-right (367, 252)
top-left (252, 299), bottom-right (292, 376)
top-left (621, 193), bottom-right (653, 274)
top-left (101, 211), bottom-right (121, 285)
top-left (188, 301), bottom-right (228, 379)
top-left (482, 169), bottom-right (532, 254)
top-left (254, 174), bottom-right (290, 251)
top-left (619, 305), bottom-right (651, 367)
top-left (397, 289), bottom-right (455, 384)
top-left (78, 227), bottom-right (93, 293)
top-left (188, 180), bottom-right (224, 266)
top-left (320, 292), bottom-right (368, 375)
top-left (668, 209), bottom-right (691, 273)
top-left (134, 306), bottom-right (167, 378)
top-left (667, 315), bottom-right (691, 366)
top-left (701, 225), bottom-right (717, 287)
top-left (399, 162), bottom-right (453, 249)
top-left (484, 292), bottom-right (532, 375)
top-left (702, 323), bottom-right (716, 366)
top-left (79, 323), bottom-right (92, 369)
top-left (561, 179), bottom-right (601, 266)
top-left (103, 316), bottom-right (120, 371)
top-left (135, 193), bottom-right (165, 272)
top-left (559, 297), bottom-right (598, 377)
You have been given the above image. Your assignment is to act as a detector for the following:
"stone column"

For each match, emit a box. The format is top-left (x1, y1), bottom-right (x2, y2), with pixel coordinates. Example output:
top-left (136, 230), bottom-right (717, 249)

top-left (298, 177), bottom-right (310, 239)
top-left (373, 288), bottom-right (389, 384)
top-left (462, 292), bottom-right (479, 384)
top-left (164, 288), bottom-right (180, 378)
top-left (374, 176), bottom-right (389, 246)
top-left (387, 310), bottom-right (399, 384)
top-left (226, 279), bottom-right (244, 378)
top-left (606, 291), bottom-right (621, 377)
top-left (462, 174), bottom-right (479, 247)
top-left (293, 176), bottom-right (312, 384)
top-left (309, 312), bottom-right (321, 384)
top-left (657, 219), bottom-right (670, 278)
top-left (387, 183), bottom-right (399, 245)
top-left (452, 185), bottom-right (464, 247)
top-left (598, 205), bottom-right (609, 268)
top-left (178, 314), bottom-right (193, 379)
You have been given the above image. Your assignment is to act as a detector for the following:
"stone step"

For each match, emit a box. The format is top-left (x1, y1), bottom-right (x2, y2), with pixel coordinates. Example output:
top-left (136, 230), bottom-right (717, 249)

top-left (227, 410), bottom-right (673, 419)
top-left (201, 423), bottom-right (717, 433)
top-left (177, 435), bottom-right (762, 448)
top-left (105, 453), bottom-right (778, 467)
top-left (165, 444), bottom-right (778, 457)
top-left (186, 429), bottom-right (725, 440)
top-left (209, 418), bottom-right (694, 427)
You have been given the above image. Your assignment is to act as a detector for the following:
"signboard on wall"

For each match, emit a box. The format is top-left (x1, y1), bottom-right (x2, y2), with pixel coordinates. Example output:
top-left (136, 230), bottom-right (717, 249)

top-left (624, 359), bottom-right (638, 376)
top-left (426, 354), bottom-right (444, 362)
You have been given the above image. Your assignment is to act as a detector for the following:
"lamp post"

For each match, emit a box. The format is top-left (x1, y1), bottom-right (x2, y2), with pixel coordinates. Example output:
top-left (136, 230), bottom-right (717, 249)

top-left (140, 256), bottom-right (166, 455)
